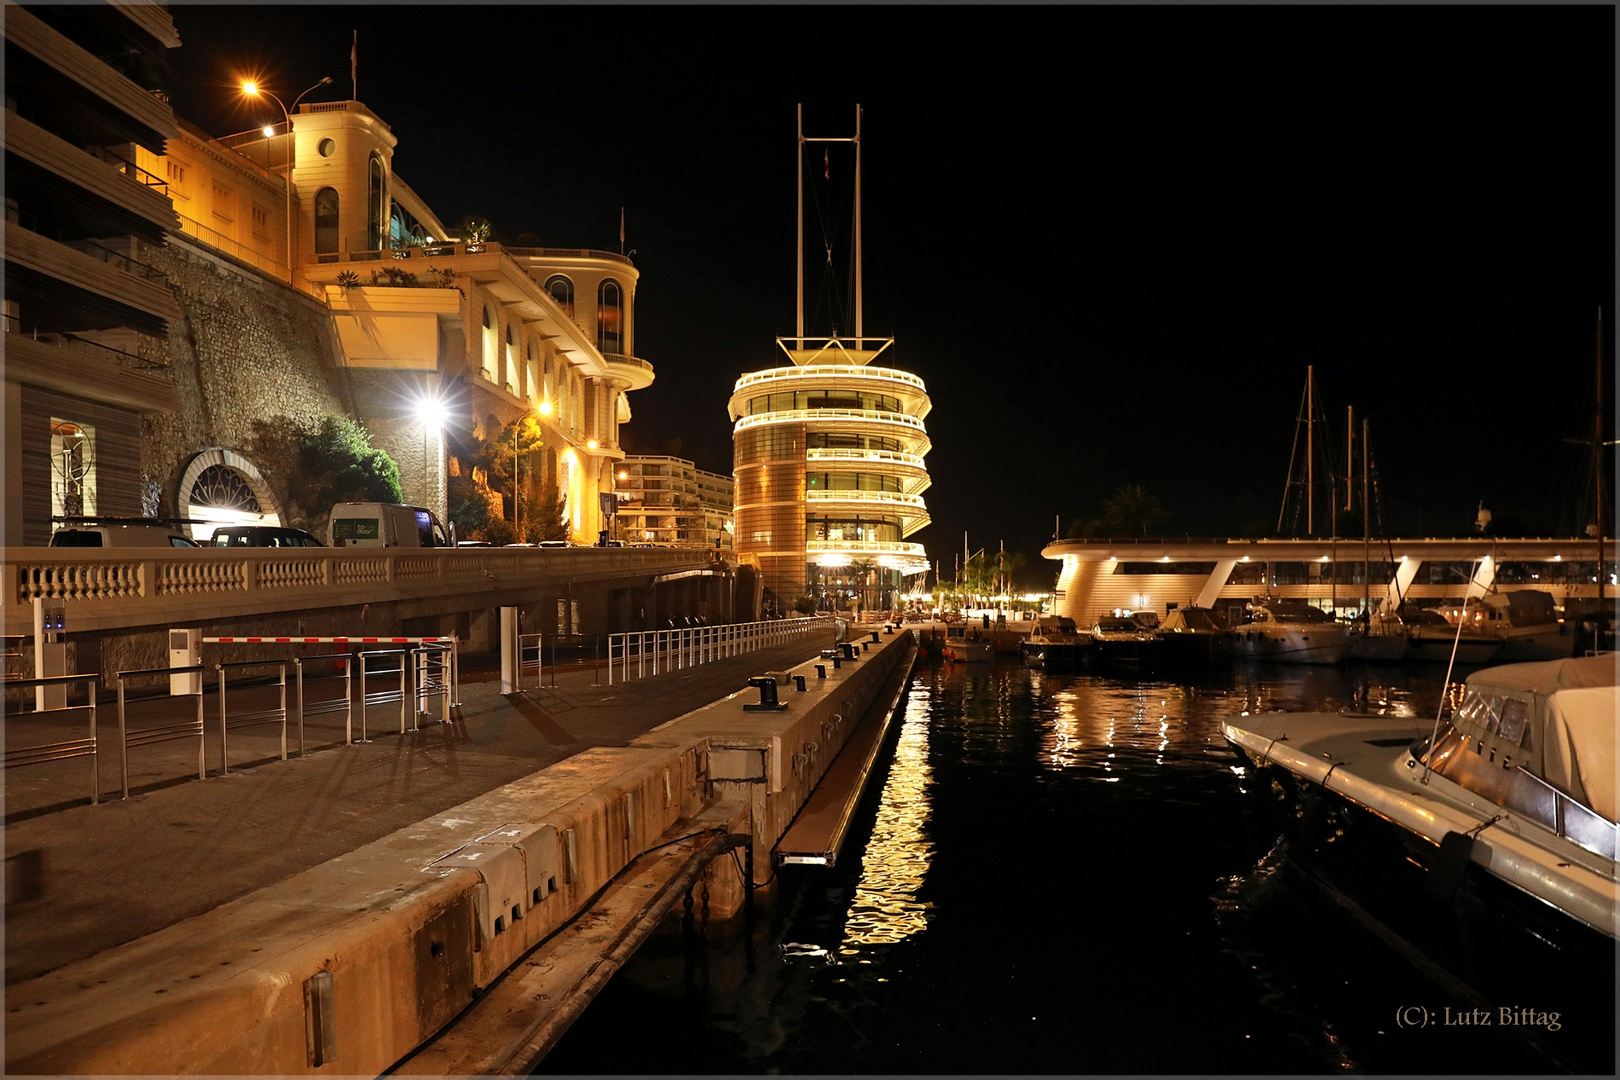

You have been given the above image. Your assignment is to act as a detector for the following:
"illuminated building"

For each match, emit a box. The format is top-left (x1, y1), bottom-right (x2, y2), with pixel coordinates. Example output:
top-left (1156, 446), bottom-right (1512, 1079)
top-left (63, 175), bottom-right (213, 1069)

top-left (613, 455), bottom-right (733, 549)
top-left (729, 106), bottom-right (931, 612)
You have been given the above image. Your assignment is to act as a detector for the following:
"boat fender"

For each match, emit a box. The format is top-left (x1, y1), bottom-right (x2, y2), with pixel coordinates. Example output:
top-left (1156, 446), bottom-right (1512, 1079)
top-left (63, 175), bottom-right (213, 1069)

top-left (1421, 831), bottom-right (1479, 904)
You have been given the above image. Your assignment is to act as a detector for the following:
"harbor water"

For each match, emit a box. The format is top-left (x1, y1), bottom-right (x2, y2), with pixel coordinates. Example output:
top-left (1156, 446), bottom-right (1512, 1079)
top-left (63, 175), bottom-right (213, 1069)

top-left (542, 659), bottom-right (1608, 1074)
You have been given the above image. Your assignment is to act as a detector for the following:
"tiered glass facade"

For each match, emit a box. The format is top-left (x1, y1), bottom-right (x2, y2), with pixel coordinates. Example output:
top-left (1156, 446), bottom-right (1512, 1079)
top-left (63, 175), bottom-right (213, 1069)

top-left (730, 342), bottom-right (931, 612)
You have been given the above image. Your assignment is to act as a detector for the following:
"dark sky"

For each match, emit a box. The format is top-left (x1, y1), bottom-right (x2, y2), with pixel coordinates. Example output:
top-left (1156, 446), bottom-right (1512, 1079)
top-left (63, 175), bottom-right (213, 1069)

top-left (165, 5), bottom-right (1615, 588)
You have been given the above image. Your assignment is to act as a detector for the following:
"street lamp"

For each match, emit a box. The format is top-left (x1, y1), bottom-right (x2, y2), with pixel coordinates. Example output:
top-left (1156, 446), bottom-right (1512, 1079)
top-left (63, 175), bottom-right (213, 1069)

top-left (414, 391), bottom-right (445, 512)
top-left (242, 76), bottom-right (332, 283)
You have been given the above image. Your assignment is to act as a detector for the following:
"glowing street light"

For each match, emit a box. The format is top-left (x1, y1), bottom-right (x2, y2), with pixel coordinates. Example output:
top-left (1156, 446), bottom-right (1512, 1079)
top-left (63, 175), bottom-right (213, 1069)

top-left (414, 391), bottom-right (446, 508)
top-left (242, 75), bottom-right (332, 283)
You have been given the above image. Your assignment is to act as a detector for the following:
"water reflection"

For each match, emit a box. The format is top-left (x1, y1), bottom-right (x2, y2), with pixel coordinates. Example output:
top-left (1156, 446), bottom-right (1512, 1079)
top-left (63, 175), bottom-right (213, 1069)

top-left (839, 690), bottom-right (934, 950)
top-left (543, 660), bottom-right (1502, 1075)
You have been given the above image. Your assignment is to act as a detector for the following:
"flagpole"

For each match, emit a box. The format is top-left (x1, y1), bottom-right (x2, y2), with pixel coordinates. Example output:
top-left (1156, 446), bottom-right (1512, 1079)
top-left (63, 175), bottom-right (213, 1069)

top-left (350, 31), bottom-right (357, 100)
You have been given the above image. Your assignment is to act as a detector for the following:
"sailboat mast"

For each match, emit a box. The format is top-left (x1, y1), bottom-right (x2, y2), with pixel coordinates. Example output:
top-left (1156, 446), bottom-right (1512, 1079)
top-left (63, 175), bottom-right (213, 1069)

top-left (1306, 365), bottom-right (1314, 536)
top-left (1363, 417), bottom-right (1370, 614)
top-left (1596, 307), bottom-right (1605, 602)
top-left (1345, 406), bottom-right (1354, 513)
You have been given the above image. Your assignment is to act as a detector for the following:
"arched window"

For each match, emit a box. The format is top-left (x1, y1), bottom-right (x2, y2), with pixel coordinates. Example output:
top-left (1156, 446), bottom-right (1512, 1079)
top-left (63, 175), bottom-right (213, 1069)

top-left (367, 153), bottom-right (386, 253)
top-left (481, 305), bottom-right (497, 381)
top-left (597, 278), bottom-right (622, 354)
top-left (314, 187), bottom-right (340, 255)
top-left (545, 275), bottom-right (574, 319)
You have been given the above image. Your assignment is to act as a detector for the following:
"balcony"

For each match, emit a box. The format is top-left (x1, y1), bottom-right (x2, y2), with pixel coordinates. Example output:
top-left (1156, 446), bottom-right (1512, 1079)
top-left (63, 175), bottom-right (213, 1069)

top-left (4, 113), bottom-right (177, 239)
top-left (734, 408), bottom-right (928, 436)
top-left (323, 285), bottom-right (460, 369)
top-left (4, 218), bottom-right (178, 334)
top-left (733, 364), bottom-right (926, 394)
top-left (805, 489), bottom-right (928, 512)
top-left (2, 314), bottom-right (176, 411)
top-left (601, 352), bottom-right (655, 390)
top-left (805, 447), bottom-right (929, 471)
top-left (806, 539), bottom-right (929, 574)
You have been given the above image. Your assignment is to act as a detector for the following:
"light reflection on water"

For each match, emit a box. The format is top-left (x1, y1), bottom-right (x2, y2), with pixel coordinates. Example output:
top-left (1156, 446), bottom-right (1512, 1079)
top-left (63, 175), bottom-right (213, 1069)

top-left (838, 691), bottom-right (933, 950)
top-left (540, 660), bottom-right (1537, 1076)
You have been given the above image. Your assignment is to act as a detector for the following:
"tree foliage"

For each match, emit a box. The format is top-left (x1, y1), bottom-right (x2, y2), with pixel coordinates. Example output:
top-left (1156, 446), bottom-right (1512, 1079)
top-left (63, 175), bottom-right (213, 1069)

top-left (248, 415), bottom-right (401, 534)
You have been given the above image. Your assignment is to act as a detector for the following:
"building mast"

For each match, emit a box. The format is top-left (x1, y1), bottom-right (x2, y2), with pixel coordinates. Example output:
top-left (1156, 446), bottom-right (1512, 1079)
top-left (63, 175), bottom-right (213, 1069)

top-left (854, 105), bottom-right (863, 339)
top-left (796, 104), bottom-right (804, 343)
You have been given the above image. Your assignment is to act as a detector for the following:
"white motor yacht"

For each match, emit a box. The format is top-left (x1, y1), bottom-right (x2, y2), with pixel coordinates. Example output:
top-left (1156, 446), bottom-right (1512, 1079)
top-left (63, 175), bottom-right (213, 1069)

top-left (1232, 597), bottom-right (1349, 665)
top-left (1221, 656), bottom-right (1616, 1067)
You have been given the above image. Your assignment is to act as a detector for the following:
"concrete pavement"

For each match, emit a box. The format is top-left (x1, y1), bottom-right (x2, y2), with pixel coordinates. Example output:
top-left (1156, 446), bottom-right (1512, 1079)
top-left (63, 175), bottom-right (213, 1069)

top-left (3, 629), bottom-right (835, 985)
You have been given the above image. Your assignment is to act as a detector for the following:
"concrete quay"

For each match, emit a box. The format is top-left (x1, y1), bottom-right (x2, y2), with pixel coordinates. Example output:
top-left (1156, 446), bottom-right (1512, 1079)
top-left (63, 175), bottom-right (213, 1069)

top-left (4, 624), bottom-right (916, 1075)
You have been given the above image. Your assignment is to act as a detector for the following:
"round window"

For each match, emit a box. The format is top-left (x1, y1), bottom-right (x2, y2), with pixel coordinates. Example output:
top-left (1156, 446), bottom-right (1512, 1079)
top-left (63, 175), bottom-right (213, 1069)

top-left (318, 138), bottom-right (336, 158)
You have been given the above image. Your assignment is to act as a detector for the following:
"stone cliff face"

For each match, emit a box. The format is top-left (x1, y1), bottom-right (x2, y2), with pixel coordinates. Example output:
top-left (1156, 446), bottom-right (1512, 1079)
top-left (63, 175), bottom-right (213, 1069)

top-left (139, 235), bottom-right (357, 524)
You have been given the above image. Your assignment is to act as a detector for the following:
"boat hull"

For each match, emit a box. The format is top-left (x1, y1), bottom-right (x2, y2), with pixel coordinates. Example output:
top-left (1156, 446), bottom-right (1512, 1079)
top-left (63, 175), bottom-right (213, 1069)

top-left (1345, 629), bottom-right (1408, 663)
top-left (1232, 624), bottom-right (1348, 664)
top-left (1406, 628), bottom-right (1500, 665)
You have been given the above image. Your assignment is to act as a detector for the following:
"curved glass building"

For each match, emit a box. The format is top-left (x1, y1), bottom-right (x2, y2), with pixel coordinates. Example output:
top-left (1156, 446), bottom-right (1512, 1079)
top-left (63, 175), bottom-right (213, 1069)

top-left (730, 338), bottom-right (931, 611)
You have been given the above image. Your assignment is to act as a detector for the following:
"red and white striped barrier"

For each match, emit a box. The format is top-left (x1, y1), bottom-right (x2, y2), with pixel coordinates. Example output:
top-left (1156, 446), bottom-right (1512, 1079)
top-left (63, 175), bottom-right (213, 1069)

top-left (202, 636), bottom-right (456, 644)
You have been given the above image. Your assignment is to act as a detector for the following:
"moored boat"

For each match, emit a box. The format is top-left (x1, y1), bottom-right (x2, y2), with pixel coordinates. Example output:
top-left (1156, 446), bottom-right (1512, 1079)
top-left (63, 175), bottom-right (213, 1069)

top-left (941, 624), bottom-right (994, 663)
top-left (1021, 615), bottom-right (1087, 666)
top-left (1402, 605), bottom-right (1500, 665)
top-left (1220, 655), bottom-right (1617, 1070)
top-left (1090, 614), bottom-right (1160, 668)
top-left (1156, 605), bottom-right (1233, 668)
top-left (1232, 597), bottom-right (1348, 665)
top-left (1344, 601), bottom-right (1409, 663)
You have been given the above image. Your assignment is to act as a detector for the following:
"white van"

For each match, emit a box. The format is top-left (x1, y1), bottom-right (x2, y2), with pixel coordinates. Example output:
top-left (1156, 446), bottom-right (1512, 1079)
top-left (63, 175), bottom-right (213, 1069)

top-left (328, 503), bottom-right (455, 548)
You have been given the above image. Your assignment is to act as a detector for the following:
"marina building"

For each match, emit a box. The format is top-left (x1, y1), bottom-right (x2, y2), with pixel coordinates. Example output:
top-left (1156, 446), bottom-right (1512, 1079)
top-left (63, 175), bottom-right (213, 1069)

top-left (4, 3), bottom-right (652, 546)
top-left (613, 454), bottom-right (734, 549)
top-left (1043, 537), bottom-right (1617, 628)
top-left (730, 107), bottom-right (931, 612)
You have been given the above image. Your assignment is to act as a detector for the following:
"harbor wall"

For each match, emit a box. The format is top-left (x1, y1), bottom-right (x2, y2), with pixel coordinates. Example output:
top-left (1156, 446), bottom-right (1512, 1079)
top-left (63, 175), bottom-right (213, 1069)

top-left (3, 630), bottom-right (914, 1076)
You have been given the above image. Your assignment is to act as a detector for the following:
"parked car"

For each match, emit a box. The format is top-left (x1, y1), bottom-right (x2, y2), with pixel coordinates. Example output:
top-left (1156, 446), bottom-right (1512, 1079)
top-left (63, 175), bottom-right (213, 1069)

top-left (209, 525), bottom-right (324, 548)
top-left (49, 521), bottom-right (198, 547)
top-left (328, 503), bottom-right (455, 548)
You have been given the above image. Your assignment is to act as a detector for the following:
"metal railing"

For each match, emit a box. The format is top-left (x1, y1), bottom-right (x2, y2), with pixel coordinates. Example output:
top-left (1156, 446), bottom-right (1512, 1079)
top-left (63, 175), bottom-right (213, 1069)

top-left (733, 407), bottom-right (928, 434)
top-left (173, 212), bottom-right (289, 281)
top-left (356, 650), bottom-right (412, 741)
top-left (10, 210), bottom-right (170, 285)
top-left (1, 674), bottom-right (102, 804)
top-left (517, 633), bottom-right (546, 691)
top-left (732, 364), bottom-right (928, 394)
top-left (606, 616), bottom-right (826, 686)
top-left (413, 642), bottom-right (453, 724)
top-left (4, 313), bottom-right (169, 371)
top-left (215, 660), bottom-right (288, 773)
top-left (293, 652), bottom-right (353, 752)
top-left (115, 665), bottom-right (206, 799)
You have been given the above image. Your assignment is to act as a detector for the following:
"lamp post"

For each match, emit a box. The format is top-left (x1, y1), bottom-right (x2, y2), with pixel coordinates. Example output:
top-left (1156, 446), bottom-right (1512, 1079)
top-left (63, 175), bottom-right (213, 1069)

top-left (415, 392), bottom-right (445, 515)
top-left (243, 76), bottom-right (332, 283)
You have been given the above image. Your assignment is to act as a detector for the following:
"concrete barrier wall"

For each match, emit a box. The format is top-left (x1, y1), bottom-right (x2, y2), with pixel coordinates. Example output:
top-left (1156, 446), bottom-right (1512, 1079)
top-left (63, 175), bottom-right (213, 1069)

top-left (4, 632), bottom-right (912, 1076)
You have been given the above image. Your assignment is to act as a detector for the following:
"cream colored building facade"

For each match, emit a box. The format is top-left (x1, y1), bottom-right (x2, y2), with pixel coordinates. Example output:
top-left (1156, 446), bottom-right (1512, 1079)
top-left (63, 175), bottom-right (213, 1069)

top-left (613, 455), bottom-right (733, 549)
top-left (127, 98), bottom-right (653, 544)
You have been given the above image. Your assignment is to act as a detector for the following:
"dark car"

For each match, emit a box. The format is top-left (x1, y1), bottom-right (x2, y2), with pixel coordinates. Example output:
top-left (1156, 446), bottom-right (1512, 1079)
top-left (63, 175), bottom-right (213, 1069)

top-left (210, 525), bottom-right (324, 548)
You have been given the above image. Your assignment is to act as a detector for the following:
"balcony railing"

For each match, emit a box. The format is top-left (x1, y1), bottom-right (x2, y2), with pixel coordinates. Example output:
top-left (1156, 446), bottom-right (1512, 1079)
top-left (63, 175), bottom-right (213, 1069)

top-left (81, 145), bottom-right (170, 196)
top-left (733, 408), bottom-right (927, 434)
top-left (3, 314), bottom-right (168, 372)
top-left (805, 448), bottom-right (928, 470)
top-left (806, 490), bottom-right (928, 512)
top-left (806, 540), bottom-right (927, 558)
top-left (12, 211), bottom-right (169, 286)
top-left (733, 364), bottom-right (928, 394)
top-left (503, 246), bottom-right (636, 267)
top-left (174, 212), bottom-right (288, 280)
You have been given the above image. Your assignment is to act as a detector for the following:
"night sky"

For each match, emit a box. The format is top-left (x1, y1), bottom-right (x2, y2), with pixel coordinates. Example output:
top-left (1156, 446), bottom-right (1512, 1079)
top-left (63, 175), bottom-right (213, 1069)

top-left (164, 6), bottom-right (1615, 588)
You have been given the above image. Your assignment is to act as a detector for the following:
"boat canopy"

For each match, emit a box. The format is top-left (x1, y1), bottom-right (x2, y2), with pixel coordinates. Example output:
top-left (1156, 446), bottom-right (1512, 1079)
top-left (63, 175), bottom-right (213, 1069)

top-left (1162, 607), bottom-right (1220, 632)
top-left (1463, 656), bottom-right (1617, 823)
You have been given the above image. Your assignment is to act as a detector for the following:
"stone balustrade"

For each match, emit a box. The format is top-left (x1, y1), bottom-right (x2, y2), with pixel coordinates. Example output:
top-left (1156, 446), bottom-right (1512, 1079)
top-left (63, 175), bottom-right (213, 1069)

top-left (4, 546), bottom-right (723, 635)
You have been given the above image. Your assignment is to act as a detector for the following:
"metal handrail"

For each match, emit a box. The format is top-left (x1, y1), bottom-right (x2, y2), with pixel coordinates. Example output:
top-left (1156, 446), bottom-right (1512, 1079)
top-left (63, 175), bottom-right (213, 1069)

top-left (412, 643), bottom-right (452, 725)
top-left (732, 364), bottom-right (928, 393)
top-left (805, 489), bottom-right (928, 510)
top-left (356, 649), bottom-right (411, 739)
top-left (1, 674), bottom-right (101, 805)
top-left (115, 665), bottom-right (206, 799)
top-left (293, 652), bottom-right (353, 752)
top-left (733, 408), bottom-right (927, 433)
top-left (214, 660), bottom-right (288, 774)
top-left (605, 616), bottom-right (825, 686)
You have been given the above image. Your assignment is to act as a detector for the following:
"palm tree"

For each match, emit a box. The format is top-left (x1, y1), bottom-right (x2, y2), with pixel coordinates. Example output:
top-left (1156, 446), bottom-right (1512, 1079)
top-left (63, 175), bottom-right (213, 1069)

top-left (1101, 484), bottom-right (1169, 536)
